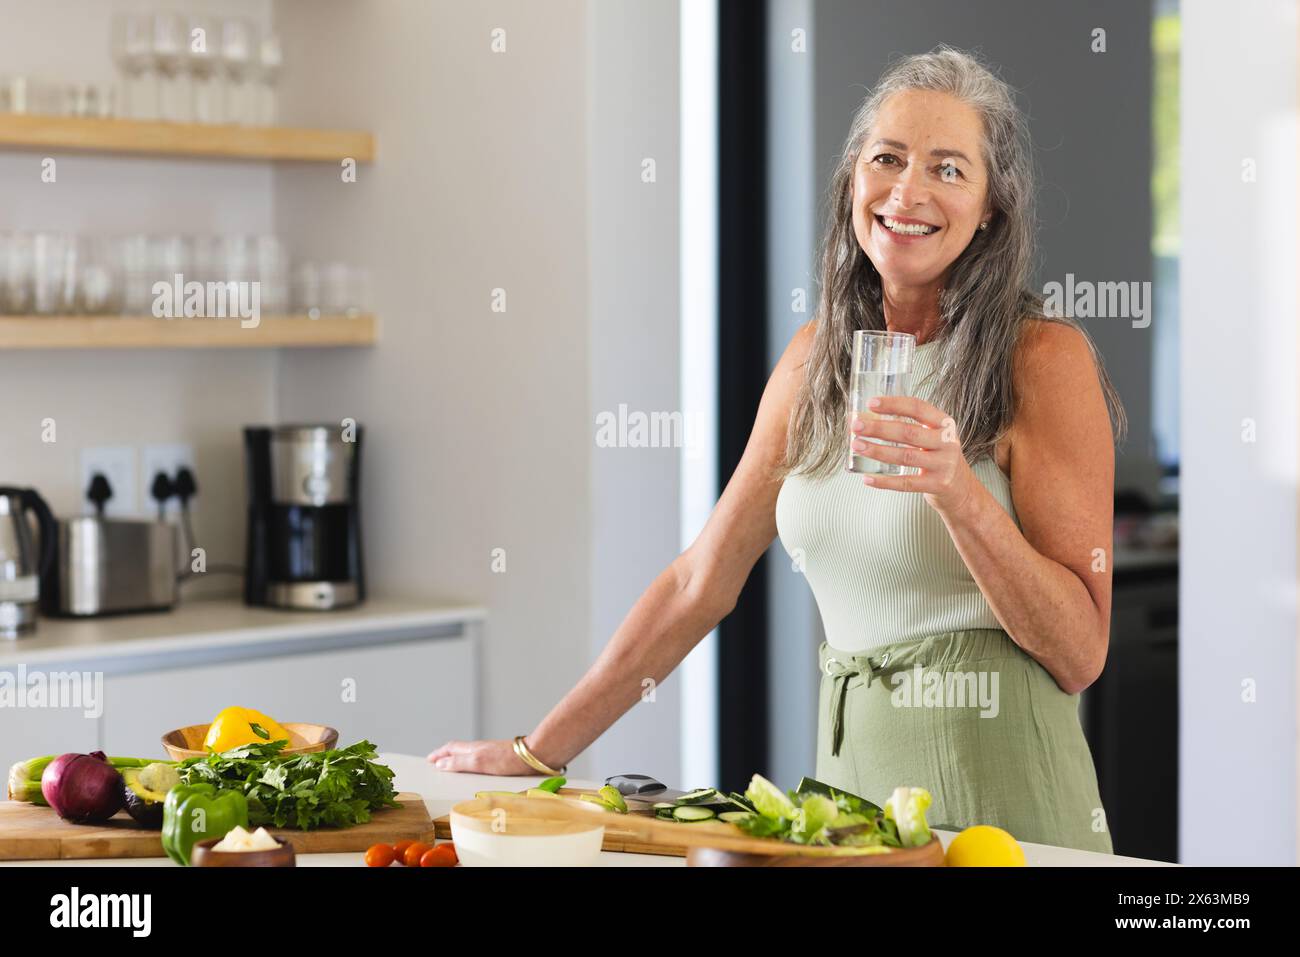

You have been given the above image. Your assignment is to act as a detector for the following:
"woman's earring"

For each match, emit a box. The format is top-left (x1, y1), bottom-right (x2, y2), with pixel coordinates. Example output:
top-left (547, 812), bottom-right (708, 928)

top-left (978, 222), bottom-right (989, 231)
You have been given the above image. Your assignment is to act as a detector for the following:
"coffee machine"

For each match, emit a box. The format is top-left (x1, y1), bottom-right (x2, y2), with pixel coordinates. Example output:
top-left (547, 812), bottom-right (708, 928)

top-left (244, 425), bottom-right (364, 610)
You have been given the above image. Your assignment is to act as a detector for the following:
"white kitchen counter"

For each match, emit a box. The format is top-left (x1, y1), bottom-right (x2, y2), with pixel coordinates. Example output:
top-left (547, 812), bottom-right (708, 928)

top-left (1, 753), bottom-right (1174, 867)
top-left (0, 595), bottom-right (486, 668)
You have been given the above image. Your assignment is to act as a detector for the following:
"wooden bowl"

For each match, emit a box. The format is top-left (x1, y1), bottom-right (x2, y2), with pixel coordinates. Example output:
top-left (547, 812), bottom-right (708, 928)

top-left (191, 835), bottom-right (296, 867)
top-left (161, 723), bottom-right (338, 761)
top-left (686, 835), bottom-right (946, 867)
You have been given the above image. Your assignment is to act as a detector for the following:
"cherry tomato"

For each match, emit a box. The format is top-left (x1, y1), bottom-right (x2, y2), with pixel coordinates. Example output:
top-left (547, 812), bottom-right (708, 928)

top-left (364, 843), bottom-right (396, 867)
top-left (403, 841), bottom-right (432, 868)
top-left (420, 845), bottom-right (457, 867)
top-left (442, 842), bottom-right (458, 864)
top-left (392, 840), bottom-right (416, 865)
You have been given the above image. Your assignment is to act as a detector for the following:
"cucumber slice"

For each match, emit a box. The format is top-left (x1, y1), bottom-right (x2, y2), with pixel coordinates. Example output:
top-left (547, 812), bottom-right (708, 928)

top-left (727, 792), bottom-right (756, 812)
top-left (672, 805), bottom-right (716, 822)
top-left (524, 788), bottom-right (561, 799)
top-left (474, 790), bottom-right (520, 799)
top-left (718, 811), bottom-right (752, 824)
top-left (675, 788), bottom-right (721, 805)
top-left (536, 775), bottom-right (566, 793)
top-left (652, 802), bottom-right (677, 810)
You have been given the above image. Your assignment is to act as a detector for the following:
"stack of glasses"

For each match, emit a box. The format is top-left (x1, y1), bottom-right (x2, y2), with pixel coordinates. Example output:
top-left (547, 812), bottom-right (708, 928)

top-left (0, 233), bottom-right (369, 319)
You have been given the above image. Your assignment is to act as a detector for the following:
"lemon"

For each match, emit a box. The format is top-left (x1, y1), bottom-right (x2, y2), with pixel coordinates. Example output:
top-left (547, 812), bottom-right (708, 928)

top-left (945, 825), bottom-right (1027, 867)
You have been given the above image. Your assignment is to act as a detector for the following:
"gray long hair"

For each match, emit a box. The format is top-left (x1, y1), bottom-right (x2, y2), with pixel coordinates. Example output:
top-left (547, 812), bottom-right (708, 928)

top-left (778, 45), bottom-right (1127, 480)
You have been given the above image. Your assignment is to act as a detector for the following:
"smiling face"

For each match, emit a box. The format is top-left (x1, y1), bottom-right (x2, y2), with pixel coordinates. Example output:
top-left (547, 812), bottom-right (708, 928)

top-left (851, 89), bottom-right (994, 289)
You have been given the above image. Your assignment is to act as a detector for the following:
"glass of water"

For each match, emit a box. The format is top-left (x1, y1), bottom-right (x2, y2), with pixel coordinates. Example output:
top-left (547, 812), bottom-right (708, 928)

top-left (846, 329), bottom-right (915, 475)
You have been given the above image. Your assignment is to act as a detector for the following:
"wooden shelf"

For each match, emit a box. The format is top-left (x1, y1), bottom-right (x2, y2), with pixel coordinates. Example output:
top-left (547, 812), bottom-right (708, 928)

top-left (0, 314), bottom-right (377, 350)
top-left (0, 113), bottom-right (374, 162)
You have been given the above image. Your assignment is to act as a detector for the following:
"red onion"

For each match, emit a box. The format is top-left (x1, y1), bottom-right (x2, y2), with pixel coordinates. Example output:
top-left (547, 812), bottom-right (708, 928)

top-left (40, 751), bottom-right (124, 823)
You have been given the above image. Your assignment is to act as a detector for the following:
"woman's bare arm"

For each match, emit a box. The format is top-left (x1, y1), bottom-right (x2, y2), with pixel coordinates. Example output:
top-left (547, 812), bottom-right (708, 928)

top-left (429, 321), bottom-right (817, 773)
top-left (931, 321), bottom-right (1115, 694)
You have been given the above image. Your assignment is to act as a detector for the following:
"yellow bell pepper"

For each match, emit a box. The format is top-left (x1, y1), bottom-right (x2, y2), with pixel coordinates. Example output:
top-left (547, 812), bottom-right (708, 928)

top-left (203, 707), bottom-right (293, 752)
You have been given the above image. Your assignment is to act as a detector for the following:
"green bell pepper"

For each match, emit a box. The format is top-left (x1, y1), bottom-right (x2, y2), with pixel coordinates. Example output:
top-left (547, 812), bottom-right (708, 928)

top-left (161, 783), bottom-right (250, 866)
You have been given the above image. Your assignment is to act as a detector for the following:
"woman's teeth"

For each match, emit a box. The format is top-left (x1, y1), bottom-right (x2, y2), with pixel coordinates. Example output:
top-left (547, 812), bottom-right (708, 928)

top-left (879, 215), bottom-right (939, 236)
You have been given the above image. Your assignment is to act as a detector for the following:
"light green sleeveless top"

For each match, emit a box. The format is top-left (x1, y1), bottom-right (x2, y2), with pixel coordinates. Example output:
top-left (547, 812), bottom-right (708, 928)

top-left (775, 340), bottom-right (1020, 652)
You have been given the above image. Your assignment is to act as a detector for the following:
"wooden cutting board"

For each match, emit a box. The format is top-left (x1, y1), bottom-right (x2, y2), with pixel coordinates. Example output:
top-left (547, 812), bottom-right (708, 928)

top-left (0, 793), bottom-right (434, 861)
top-left (432, 787), bottom-right (688, 857)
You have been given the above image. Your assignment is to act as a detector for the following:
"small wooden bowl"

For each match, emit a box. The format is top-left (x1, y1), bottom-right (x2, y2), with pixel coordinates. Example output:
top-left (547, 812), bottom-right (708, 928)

top-left (191, 835), bottom-right (296, 867)
top-left (687, 835), bottom-right (946, 867)
top-left (161, 723), bottom-right (339, 761)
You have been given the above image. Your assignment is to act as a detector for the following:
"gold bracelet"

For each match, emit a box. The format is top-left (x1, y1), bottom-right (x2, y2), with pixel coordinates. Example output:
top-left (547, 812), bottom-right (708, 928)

top-left (513, 735), bottom-right (566, 776)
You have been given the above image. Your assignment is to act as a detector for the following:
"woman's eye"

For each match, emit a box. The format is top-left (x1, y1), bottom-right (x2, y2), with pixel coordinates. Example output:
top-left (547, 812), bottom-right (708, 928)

top-left (938, 164), bottom-right (963, 181)
top-left (871, 154), bottom-right (898, 166)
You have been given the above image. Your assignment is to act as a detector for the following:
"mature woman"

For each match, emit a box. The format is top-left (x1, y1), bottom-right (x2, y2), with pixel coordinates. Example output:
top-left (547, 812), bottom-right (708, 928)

top-left (431, 47), bottom-right (1126, 853)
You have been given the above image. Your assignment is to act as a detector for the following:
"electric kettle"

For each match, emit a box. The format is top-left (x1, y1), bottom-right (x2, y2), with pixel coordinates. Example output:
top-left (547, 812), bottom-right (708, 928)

top-left (0, 487), bottom-right (57, 639)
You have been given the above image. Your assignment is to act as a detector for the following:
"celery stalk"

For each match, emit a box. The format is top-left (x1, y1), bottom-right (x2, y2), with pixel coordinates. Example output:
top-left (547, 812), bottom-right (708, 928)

top-left (6, 755), bottom-right (164, 805)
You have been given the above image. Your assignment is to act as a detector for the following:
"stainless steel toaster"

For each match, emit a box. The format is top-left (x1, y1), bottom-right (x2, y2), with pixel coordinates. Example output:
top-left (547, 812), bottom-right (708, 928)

top-left (41, 518), bottom-right (179, 617)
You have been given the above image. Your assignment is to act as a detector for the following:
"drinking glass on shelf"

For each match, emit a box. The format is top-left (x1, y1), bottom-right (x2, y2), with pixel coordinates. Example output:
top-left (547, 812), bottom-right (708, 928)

top-left (846, 329), bottom-right (916, 475)
top-left (219, 235), bottom-right (256, 284)
top-left (120, 234), bottom-right (154, 315)
top-left (322, 262), bottom-right (352, 316)
top-left (153, 234), bottom-right (190, 282)
top-left (220, 18), bottom-right (257, 125)
top-left (189, 234), bottom-right (221, 286)
top-left (255, 235), bottom-right (289, 314)
top-left (112, 13), bottom-right (154, 119)
top-left (0, 233), bottom-right (32, 314)
top-left (187, 15), bottom-right (222, 125)
top-left (78, 237), bottom-right (122, 315)
top-left (348, 266), bottom-right (371, 317)
top-left (4, 76), bottom-right (29, 114)
top-left (256, 33), bottom-right (282, 126)
top-left (75, 83), bottom-right (116, 119)
top-left (31, 233), bottom-right (74, 316)
top-left (293, 262), bottom-right (322, 318)
top-left (152, 12), bottom-right (190, 123)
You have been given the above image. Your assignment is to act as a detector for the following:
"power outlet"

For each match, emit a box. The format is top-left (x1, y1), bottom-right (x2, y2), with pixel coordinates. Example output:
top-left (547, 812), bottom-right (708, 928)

top-left (78, 446), bottom-right (138, 517)
top-left (140, 444), bottom-right (196, 518)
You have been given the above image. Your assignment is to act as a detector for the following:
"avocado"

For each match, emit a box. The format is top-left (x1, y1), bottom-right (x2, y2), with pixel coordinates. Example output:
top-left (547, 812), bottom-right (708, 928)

top-left (122, 762), bottom-right (180, 828)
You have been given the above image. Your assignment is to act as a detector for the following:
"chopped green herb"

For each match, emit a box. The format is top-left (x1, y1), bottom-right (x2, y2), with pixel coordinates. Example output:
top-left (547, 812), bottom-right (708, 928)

top-left (175, 740), bottom-right (398, 830)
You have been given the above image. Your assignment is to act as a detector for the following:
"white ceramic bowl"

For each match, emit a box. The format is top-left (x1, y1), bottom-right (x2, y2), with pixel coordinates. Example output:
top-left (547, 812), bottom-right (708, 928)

top-left (449, 797), bottom-right (606, 867)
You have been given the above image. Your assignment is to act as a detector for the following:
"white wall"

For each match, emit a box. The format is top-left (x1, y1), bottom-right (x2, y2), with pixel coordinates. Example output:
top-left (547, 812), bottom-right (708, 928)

top-left (1180, 0), bottom-right (1297, 865)
top-left (271, 0), bottom-right (599, 771)
top-left (587, 0), bottom-right (683, 783)
top-left (0, 0), bottom-right (275, 599)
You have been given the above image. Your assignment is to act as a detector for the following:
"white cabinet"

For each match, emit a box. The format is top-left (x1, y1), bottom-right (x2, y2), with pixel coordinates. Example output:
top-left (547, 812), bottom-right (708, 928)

top-left (0, 697), bottom-right (103, 773)
top-left (100, 636), bottom-right (477, 760)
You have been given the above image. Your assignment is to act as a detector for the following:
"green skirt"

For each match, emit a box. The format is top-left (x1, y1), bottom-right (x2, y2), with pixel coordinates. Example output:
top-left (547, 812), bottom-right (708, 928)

top-left (816, 628), bottom-right (1113, 854)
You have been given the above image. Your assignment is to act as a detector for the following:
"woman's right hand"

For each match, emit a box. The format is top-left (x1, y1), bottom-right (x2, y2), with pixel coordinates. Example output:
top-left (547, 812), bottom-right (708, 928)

top-left (426, 739), bottom-right (539, 775)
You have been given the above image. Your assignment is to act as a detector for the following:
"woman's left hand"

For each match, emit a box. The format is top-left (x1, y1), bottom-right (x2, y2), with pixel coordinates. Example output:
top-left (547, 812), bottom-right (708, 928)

top-left (851, 396), bottom-right (979, 517)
